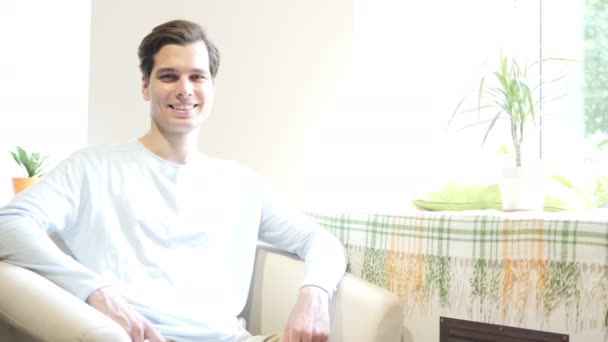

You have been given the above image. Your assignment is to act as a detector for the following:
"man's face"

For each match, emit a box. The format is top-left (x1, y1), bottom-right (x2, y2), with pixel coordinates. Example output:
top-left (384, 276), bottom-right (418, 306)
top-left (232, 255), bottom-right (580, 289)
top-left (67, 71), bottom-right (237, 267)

top-left (142, 41), bottom-right (215, 135)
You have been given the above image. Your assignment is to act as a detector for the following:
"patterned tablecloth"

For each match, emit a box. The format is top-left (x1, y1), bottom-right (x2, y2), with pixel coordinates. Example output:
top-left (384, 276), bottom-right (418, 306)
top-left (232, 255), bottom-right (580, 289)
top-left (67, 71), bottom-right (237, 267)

top-left (308, 209), bottom-right (608, 331)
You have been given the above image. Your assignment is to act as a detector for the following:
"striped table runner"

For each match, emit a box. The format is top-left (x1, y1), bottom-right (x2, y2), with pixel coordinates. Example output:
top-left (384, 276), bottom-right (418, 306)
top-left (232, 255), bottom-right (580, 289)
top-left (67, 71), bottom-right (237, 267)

top-left (308, 209), bottom-right (608, 331)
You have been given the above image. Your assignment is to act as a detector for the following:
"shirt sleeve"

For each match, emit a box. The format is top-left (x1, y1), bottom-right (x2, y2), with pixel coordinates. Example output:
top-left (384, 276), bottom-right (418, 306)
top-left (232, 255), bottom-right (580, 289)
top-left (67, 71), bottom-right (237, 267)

top-left (0, 152), bottom-right (110, 301)
top-left (257, 181), bottom-right (347, 298)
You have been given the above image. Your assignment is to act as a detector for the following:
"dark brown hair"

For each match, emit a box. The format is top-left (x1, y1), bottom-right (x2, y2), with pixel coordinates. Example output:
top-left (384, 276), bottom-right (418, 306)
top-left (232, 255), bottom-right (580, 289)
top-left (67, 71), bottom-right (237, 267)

top-left (138, 19), bottom-right (220, 81)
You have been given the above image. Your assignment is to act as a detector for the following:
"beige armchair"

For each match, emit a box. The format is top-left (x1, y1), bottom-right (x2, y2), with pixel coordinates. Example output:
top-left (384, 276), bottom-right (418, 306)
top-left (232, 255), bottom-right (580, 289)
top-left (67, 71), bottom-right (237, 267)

top-left (0, 244), bottom-right (404, 342)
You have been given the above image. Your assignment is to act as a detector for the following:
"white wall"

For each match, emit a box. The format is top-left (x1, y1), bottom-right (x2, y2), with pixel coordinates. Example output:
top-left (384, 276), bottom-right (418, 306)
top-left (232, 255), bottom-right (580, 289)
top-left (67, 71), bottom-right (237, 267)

top-left (88, 0), bottom-right (354, 210)
top-left (0, 1), bottom-right (90, 204)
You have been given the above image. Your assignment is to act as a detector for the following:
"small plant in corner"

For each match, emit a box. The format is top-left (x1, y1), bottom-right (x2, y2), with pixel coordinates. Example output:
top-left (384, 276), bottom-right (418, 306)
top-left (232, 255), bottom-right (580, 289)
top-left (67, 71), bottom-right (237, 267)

top-left (11, 146), bottom-right (47, 178)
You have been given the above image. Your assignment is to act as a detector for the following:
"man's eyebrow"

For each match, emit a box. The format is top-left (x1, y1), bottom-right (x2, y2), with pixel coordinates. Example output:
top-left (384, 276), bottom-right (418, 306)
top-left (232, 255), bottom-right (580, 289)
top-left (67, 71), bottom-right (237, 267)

top-left (155, 67), bottom-right (177, 74)
top-left (154, 67), bottom-right (209, 74)
top-left (191, 68), bottom-right (209, 74)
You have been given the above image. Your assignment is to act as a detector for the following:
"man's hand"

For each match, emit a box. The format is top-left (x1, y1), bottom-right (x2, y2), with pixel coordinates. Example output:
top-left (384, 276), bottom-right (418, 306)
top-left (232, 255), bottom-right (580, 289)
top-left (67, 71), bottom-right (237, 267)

top-left (86, 286), bottom-right (164, 342)
top-left (282, 286), bottom-right (330, 342)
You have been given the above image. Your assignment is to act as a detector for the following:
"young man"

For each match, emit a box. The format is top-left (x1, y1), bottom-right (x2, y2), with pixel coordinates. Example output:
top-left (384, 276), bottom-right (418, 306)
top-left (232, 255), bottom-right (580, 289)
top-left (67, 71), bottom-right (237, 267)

top-left (0, 20), bottom-right (346, 342)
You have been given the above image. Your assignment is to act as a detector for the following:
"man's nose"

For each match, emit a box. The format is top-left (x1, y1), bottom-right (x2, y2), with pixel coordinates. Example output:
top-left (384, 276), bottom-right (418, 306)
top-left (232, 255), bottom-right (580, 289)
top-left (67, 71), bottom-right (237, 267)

top-left (176, 78), bottom-right (193, 98)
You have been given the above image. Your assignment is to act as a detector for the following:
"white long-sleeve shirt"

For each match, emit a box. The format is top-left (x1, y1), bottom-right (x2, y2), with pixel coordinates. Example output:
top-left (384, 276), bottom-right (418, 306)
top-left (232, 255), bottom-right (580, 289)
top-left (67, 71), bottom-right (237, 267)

top-left (0, 141), bottom-right (346, 342)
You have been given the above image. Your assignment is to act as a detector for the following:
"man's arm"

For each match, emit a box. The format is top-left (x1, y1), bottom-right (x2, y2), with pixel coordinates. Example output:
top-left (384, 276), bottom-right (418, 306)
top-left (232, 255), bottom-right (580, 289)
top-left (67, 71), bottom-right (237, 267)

top-left (0, 154), bottom-right (164, 342)
top-left (257, 188), bottom-right (347, 341)
top-left (0, 214), bottom-right (106, 299)
top-left (0, 211), bottom-right (164, 342)
top-left (0, 154), bottom-right (109, 300)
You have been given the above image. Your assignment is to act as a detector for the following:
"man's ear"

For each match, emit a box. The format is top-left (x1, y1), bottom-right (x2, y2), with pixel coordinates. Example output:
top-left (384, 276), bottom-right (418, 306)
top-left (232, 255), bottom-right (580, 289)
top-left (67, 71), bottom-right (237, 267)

top-left (141, 75), bottom-right (149, 101)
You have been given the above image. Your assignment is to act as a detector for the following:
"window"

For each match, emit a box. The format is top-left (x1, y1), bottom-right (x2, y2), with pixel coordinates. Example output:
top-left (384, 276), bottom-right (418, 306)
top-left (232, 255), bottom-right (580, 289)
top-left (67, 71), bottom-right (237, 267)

top-left (339, 0), bottom-right (608, 210)
top-left (542, 1), bottom-right (608, 168)
top-left (0, 0), bottom-right (91, 203)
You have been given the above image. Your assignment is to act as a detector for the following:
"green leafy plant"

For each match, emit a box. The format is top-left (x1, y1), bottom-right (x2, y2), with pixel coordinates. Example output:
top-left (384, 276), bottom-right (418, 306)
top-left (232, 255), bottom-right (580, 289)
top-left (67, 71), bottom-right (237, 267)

top-left (449, 51), bottom-right (570, 167)
top-left (10, 146), bottom-right (47, 178)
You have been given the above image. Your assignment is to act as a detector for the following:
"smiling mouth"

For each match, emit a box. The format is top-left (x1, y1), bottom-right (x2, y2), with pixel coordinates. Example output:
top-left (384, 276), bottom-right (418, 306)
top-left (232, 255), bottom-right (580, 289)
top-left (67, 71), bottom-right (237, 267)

top-left (169, 104), bottom-right (198, 110)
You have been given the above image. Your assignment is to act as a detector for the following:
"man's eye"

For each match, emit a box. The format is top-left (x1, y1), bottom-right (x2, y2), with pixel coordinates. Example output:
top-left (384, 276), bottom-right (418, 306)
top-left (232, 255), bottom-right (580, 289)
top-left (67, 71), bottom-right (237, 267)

top-left (192, 74), bottom-right (207, 81)
top-left (159, 74), bottom-right (177, 80)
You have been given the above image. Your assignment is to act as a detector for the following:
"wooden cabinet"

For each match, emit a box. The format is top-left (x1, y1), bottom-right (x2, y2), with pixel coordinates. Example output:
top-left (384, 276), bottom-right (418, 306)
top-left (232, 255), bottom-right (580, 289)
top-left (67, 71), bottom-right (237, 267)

top-left (440, 316), bottom-right (568, 342)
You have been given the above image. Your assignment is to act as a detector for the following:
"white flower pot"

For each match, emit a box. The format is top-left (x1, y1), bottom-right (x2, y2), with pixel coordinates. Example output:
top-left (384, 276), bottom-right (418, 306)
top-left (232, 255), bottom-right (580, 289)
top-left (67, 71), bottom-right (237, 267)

top-left (499, 165), bottom-right (546, 211)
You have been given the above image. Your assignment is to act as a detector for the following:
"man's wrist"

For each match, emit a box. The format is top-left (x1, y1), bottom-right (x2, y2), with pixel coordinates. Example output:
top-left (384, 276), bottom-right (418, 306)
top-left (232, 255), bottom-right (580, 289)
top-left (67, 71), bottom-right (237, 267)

top-left (299, 285), bottom-right (330, 301)
top-left (85, 285), bottom-right (113, 304)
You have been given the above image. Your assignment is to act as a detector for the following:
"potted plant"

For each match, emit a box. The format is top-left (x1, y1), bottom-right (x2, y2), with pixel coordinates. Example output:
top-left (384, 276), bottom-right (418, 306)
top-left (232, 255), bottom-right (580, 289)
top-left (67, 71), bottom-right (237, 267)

top-left (10, 146), bottom-right (47, 194)
top-left (449, 51), bottom-right (569, 211)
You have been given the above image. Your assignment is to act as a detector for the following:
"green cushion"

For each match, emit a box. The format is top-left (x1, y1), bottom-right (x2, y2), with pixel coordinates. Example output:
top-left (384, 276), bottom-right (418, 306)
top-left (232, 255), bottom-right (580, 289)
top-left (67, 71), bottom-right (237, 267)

top-left (412, 174), bottom-right (594, 212)
top-left (412, 182), bottom-right (502, 211)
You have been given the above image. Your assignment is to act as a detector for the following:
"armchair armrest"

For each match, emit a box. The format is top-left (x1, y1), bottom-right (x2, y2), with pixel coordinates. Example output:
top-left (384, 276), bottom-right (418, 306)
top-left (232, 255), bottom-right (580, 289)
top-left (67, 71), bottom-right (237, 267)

top-left (0, 261), bottom-right (129, 342)
top-left (242, 244), bottom-right (405, 342)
